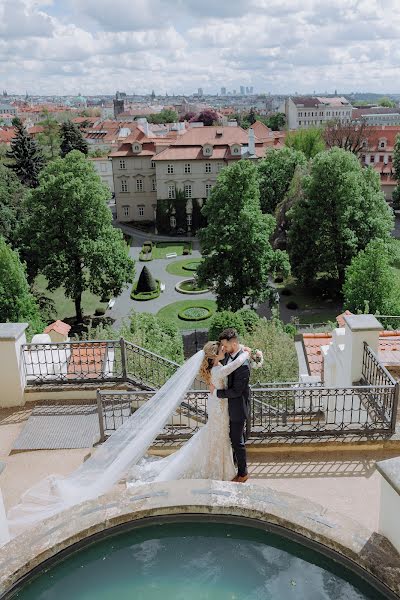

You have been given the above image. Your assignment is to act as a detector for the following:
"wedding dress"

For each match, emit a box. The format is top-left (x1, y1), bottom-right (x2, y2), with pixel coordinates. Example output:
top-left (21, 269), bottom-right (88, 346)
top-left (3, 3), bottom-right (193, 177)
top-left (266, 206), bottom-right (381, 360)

top-left (127, 351), bottom-right (250, 485)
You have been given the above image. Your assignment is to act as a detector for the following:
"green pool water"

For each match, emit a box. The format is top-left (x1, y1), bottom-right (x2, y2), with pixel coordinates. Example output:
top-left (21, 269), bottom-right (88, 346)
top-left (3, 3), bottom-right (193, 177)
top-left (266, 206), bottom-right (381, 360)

top-left (11, 521), bottom-right (389, 600)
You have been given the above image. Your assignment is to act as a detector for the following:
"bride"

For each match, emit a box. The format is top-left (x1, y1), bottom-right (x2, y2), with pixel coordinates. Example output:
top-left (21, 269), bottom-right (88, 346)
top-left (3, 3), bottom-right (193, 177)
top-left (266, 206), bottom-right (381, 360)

top-left (6, 341), bottom-right (250, 537)
top-left (128, 341), bottom-right (251, 484)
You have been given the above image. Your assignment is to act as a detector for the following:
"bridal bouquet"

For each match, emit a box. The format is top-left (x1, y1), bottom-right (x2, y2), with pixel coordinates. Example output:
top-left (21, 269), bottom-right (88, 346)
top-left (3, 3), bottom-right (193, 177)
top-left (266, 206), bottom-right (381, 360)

top-left (249, 348), bottom-right (264, 369)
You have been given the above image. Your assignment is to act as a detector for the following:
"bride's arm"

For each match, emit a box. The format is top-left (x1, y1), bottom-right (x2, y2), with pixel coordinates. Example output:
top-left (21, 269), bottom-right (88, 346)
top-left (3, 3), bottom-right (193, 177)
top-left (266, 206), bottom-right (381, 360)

top-left (218, 350), bottom-right (250, 378)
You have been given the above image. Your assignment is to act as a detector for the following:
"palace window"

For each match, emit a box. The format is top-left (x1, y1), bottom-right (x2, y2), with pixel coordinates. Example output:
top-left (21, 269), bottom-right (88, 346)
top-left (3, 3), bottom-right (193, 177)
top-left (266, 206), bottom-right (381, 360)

top-left (184, 184), bottom-right (192, 198)
top-left (184, 163), bottom-right (191, 173)
top-left (167, 164), bottom-right (174, 174)
top-left (205, 162), bottom-right (212, 173)
top-left (138, 206), bottom-right (144, 217)
top-left (122, 205), bottom-right (129, 217)
top-left (121, 178), bottom-right (128, 192)
top-left (151, 160), bottom-right (156, 168)
top-left (205, 184), bottom-right (212, 197)
top-left (152, 179), bottom-right (157, 191)
top-left (168, 185), bottom-right (175, 199)
top-left (119, 159), bottom-right (126, 169)
top-left (136, 178), bottom-right (143, 192)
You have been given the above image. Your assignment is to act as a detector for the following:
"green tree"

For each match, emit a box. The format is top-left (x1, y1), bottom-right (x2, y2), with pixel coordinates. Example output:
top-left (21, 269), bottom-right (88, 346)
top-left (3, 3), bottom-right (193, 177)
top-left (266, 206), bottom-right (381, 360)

top-left (0, 236), bottom-right (44, 337)
top-left (22, 151), bottom-right (135, 322)
top-left (37, 111), bottom-right (60, 160)
top-left (288, 148), bottom-right (393, 288)
top-left (198, 160), bottom-right (287, 311)
top-left (266, 112), bottom-right (286, 131)
top-left (136, 265), bottom-right (157, 292)
top-left (248, 107), bottom-right (256, 125)
top-left (208, 311), bottom-right (247, 341)
top-left (60, 120), bottom-right (88, 157)
top-left (244, 317), bottom-right (298, 383)
top-left (343, 239), bottom-right (400, 314)
top-left (257, 146), bottom-right (307, 214)
top-left (0, 163), bottom-right (27, 247)
top-left (378, 97), bottom-right (396, 108)
top-left (6, 118), bottom-right (44, 187)
top-left (392, 134), bottom-right (400, 209)
top-left (147, 109), bottom-right (178, 124)
top-left (285, 127), bottom-right (325, 158)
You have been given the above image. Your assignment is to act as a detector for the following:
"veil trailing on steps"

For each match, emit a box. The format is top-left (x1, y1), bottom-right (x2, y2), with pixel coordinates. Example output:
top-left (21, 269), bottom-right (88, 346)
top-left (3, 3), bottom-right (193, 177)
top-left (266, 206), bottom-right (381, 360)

top-left (6, 350), bottom-right (205, 538)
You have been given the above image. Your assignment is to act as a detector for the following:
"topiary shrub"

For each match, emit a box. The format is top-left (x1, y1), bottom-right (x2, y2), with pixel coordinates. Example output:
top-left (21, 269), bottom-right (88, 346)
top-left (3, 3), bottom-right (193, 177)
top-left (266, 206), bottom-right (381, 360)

top-left (286, 301), bottom-right (298, 310)
top-left (208, 310), bottom-right (246, 341)
top-left (274, 276), bottom-right (283, 283)
top-left (136, 265), bottom-right (157, 293)
top-left (94, 306), bottom-right (106, 316)
top-left (237, 308), bottom-right (260, 334)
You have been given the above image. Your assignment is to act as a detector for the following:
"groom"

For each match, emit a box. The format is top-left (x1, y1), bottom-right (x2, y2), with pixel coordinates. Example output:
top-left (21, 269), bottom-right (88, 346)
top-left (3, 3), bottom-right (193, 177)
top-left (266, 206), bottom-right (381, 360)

top-left (214, 327), bottom-right (250, 483)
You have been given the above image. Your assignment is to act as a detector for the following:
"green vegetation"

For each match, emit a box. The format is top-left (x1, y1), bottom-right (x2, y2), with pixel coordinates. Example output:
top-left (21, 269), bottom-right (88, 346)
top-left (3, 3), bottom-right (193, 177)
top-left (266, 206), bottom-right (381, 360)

top-left (288, 147), bottom-right (393, 289)
top-left (21, 151), bottom-right (135, 322)
top-left (157, 299), bottom-right (217, 330)
top-left (131, 280), bottom-right (160, 301)
top-left (131, 266), bottom-right (160, 300)
top-left (176, 279), bottom-right (209, 293)
top-left (60, 120), bottom-right (88, 157)
top-left (152, 241), bottom-right (192, 259)
top-left (6, 118), bottom-right (44, 188)
top-left (166, 258), bottom-right (202, 276)
top-left (147, 109), bottom-right (179, 124)
top-left (198, 160), bottom-right (289, 311)
top-left (0, 163), bottom-right (27, 247)
top-left (178, 306), bottom-right (212, 321)
top-left (37, 111), bottom-right (61, 160)
top-left (285, 127), bottom-right (325, 159)
top-left (0, 237), bottom-right (44, 339)
top-left (258, 146), bottom-right (307, 214)
top-left (392, 134), bottom-right (400, 210)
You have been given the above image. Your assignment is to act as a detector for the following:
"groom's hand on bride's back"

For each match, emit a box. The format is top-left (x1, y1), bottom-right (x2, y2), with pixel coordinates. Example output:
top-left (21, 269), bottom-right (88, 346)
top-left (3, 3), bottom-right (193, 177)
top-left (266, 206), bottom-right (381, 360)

top-left (210, 384), bottom-right (215, 394)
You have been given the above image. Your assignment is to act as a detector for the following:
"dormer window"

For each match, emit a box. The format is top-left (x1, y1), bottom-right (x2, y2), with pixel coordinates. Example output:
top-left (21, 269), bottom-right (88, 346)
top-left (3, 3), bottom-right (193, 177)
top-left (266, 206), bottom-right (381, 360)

top-left (231, 144), bottom-right (241, 155)
top-left (202, 144), bottom-right (213, 156)
top-left (379, 138), bottom-right (387, 149)
top-left (132, 143), bottom-right (142, 153)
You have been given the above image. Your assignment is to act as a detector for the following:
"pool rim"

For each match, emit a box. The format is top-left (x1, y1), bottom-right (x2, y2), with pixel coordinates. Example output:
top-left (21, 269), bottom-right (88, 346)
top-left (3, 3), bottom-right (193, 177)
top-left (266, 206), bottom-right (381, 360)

top-left (1, 480), bottom-right (399, 599)
top-left (1, 513), bottom-right (399, 600)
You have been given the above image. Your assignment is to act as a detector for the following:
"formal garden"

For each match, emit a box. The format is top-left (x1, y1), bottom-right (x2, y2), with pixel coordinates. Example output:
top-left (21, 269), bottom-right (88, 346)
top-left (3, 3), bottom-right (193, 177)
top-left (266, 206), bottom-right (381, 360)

top-left (157, 299), bottom-right (217, 330)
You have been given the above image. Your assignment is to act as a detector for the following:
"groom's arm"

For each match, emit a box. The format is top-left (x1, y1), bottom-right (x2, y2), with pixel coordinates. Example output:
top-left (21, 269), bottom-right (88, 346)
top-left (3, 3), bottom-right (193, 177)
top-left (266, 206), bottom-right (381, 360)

top-left (216, 364), bottom-right (250, 399)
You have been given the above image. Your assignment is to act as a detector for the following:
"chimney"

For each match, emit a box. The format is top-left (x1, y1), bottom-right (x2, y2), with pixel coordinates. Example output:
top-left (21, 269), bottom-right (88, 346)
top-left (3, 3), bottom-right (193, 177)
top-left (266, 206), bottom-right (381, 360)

top-left (248, 128), bottom-right (255, 155)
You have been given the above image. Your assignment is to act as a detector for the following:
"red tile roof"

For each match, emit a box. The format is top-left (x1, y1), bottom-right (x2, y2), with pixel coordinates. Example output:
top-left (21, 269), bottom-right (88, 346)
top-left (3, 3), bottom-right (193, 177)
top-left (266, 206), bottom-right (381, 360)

top-left (44, 320), bottom-right (71, 336)
top-left (172, 125), bottom-right (250, 146)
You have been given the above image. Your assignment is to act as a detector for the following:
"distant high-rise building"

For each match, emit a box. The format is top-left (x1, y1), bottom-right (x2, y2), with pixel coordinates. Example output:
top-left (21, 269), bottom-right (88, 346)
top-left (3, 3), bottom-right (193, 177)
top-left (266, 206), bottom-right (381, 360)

top-left (246, 86), bottom-right (250, 94)
top-left (233, 89), bottom-right (237, 95)
top-left (240, 86), bottom-right (245, 95)
top-left (198, 87), bottom-right (203, 96)
top-left (221, 87), bottom-right (226, 96)
top-left (249, 86), bottom-right (254, 94)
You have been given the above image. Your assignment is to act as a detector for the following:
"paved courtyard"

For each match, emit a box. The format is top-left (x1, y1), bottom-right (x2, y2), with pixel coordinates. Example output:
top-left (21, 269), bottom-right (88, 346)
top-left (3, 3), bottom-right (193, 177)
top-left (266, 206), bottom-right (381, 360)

top-left (107, 225), bottom-right (215, 329)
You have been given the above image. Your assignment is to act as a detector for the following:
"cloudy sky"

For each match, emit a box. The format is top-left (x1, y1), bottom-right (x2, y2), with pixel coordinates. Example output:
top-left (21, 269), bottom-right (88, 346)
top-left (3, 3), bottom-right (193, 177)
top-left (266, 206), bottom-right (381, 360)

top-left (1, 0), bottom-right (400, 96)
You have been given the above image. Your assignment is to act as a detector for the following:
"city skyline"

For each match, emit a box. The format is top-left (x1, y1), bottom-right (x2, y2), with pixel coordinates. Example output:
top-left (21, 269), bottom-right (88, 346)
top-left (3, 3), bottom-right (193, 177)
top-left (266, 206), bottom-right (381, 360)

top-left (1, 0), bottom-right (400, 95)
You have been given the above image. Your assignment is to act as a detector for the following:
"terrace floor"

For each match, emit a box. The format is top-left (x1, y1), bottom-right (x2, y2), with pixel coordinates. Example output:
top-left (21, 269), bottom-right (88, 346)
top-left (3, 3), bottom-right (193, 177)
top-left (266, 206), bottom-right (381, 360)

top-left (1, 406), bottom-right (399, 533)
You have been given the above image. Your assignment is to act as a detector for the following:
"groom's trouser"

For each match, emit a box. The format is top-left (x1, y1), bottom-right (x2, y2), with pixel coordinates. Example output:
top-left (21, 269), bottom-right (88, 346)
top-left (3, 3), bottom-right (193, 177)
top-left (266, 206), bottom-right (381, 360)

top-left (229, 420), bottom-right (247, 477)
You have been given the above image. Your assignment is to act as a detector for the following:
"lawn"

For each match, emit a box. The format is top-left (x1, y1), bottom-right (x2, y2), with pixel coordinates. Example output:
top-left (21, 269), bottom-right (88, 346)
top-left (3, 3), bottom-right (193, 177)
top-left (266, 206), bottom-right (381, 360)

top-left (152, 242), bottom-right (189, 259)
top-left (166, 258), bottom-right (203, 276)
top-left (157, 299), bottom-right (217, 330)
top-left (33, 274), bottom-right (108, 320)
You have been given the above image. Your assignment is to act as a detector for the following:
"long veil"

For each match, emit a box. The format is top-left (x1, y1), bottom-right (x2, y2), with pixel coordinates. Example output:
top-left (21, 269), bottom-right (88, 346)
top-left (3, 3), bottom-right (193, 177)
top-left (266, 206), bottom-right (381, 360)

top-left (6, 350), bottom-right (205, 538)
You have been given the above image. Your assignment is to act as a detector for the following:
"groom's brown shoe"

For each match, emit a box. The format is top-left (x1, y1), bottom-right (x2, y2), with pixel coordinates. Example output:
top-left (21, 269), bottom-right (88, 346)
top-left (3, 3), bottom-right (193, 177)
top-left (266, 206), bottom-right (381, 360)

top-left (232, 475), bottom-right (249, 483)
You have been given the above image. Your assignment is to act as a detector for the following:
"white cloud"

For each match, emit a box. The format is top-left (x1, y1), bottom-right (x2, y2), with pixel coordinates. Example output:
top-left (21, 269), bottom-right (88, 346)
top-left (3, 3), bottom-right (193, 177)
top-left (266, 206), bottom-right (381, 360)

top-left (1, 0), bottom-right (400, 94)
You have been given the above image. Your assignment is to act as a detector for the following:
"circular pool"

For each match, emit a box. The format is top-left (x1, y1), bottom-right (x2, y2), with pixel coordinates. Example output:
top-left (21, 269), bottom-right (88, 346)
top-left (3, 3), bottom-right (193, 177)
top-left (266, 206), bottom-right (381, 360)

top-left (7, 518), bottom-right (391, 600)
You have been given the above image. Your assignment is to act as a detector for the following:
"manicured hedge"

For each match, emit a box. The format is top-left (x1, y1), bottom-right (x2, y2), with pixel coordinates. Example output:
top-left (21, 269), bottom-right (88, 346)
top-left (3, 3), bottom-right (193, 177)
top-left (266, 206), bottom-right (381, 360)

top-left (178, 306), bottom-right (212, 321)
top-left (131, 279), bottom-right (161, 301)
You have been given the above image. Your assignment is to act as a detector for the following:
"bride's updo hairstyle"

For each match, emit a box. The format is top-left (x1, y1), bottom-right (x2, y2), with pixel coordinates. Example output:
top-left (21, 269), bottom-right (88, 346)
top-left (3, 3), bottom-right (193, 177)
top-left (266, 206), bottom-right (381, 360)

top-left (199, 341), bottom-right (220, 384)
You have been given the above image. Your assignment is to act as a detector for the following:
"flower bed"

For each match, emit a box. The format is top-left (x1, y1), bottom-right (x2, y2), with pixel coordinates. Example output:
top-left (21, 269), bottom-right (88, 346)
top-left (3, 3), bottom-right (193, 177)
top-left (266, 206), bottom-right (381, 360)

top-left (175, 278), bottom-right (209, 295)
top-left (178, 306), bottom-right (212, 321)
top-left (131, 279), bottom-right (161, 301)
top-left (182, 261), bottom-right (200, 272)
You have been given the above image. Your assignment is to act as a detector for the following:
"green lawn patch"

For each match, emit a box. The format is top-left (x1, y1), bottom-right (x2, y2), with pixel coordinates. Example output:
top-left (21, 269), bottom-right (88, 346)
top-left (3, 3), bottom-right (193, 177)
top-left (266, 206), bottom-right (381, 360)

top-left (152, 241), bottom-right (192, 259)
top-left (157, 299), bottom-right (216, 330)
top-left (166, 258), bottom-right (203, 276)
top-left (33, 274), bottom-right (108, 320)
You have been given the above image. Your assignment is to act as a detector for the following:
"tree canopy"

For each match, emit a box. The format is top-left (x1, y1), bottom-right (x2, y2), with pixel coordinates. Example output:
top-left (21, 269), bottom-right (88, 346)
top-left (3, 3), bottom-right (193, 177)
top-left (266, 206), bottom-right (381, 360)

top-left (257, 146), bottom-right (307, 214)
top-left (287, 147), bottom-right (393, 288)
top-left (285, 127), bottom-right (325, 158)
top-left (392, 134), bottom-right (400, 209)
top-left (198, 160), bottom-right (288, 311)
top-left (0, 163), bottom-right (27, 247)
top-left (343, 239), bottom-right (400, 315)
top-left (0, 236), bottom-right (44, 337)
top-left (37, 111), bottom-right (61, 160)
top-left (147, 109), bottom-right (178, 124)
top-left (193, 110), bottom-right (219, 126)
top-left (6, 118), bottom-right (44, 187)
top-left (22, 151), bottom-right (135, 321)
top-left (60, 120), bottom-right (88, 157)
top-left (323, 120), bottom-right (372, 156)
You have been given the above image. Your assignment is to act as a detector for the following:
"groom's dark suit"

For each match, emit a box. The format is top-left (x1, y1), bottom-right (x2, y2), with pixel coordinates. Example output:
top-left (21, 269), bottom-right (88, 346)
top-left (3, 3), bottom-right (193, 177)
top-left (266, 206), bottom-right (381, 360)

top-left (216, 350), bottom-right (250, 477)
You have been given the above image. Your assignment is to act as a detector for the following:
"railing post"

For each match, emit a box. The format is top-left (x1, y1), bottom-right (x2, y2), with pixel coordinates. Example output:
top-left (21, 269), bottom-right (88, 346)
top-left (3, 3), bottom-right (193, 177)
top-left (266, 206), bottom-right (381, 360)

top-left (96, 388), bottom-right (106, 443)
top-left (120, 337), bottom-right (128, 382)
top-left (391, 382), bottom-right (399, 434)
top-left (0, 323), bottom-right (29, 408)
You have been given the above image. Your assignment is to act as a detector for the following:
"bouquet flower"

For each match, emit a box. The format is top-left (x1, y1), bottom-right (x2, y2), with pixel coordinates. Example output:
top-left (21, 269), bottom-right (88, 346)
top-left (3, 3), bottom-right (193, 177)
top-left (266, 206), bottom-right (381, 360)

top-left (249, 348), bottom-right (264, 369)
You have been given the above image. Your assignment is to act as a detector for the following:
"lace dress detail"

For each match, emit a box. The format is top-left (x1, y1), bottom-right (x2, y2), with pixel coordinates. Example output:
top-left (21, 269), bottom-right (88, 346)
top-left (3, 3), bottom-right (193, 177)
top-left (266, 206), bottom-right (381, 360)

top-left (127, 352), bottom-right (249, 485)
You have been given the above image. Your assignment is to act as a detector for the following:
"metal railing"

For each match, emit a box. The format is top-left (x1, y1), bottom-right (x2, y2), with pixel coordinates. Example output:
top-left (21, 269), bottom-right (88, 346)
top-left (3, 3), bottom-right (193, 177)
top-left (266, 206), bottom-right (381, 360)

top-left (361, 342), bottom-right (397, 387)
top-left (97, 379), bottom-right (398, 443)
top-left (22, 338), bottom-right (207, 390)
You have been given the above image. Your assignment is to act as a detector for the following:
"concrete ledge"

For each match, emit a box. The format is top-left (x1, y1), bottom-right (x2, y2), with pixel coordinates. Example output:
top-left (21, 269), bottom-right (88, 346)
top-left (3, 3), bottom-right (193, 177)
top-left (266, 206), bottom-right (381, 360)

top-left (0, 480), bottom-right (399, 598)
top-left (377, 456), bottom-right (400, 496)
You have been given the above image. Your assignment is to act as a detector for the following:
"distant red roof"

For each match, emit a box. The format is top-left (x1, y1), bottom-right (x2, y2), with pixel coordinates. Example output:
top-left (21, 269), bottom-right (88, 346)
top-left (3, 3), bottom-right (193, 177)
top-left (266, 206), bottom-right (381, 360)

top-left (44, 320), bottom-right (71, 336)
